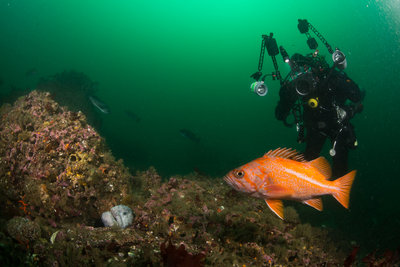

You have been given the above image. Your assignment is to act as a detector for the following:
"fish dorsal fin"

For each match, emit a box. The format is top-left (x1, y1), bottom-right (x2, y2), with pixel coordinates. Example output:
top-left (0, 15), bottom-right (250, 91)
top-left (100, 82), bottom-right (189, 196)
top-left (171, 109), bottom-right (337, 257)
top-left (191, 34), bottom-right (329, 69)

top-left (308, 157), bottom-right (332, 179)
top-left (303, 198), bottom-right (323, 211)
top-left (264, 147), bottom-right (306, 162)
top-left (265, 199), bottom-right (284, 220)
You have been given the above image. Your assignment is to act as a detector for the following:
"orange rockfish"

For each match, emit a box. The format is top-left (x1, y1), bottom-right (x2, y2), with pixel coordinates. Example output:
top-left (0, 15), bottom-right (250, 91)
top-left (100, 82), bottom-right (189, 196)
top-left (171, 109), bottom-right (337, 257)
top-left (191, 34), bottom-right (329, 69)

top-left (224, 148), bottom-right (356, 220)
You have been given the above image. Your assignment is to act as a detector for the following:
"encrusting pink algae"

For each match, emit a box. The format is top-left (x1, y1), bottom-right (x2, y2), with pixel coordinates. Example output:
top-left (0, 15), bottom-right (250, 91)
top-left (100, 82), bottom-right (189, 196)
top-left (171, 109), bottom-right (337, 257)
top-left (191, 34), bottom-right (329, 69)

top-left (0, 91), bottom-right (394, 266)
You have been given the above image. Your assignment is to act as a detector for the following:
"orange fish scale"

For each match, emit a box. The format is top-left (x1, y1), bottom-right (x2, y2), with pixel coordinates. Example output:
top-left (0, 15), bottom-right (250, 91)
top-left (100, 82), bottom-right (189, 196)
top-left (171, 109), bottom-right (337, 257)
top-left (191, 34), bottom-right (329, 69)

top-left (264, 157), bottom-right (333, 199)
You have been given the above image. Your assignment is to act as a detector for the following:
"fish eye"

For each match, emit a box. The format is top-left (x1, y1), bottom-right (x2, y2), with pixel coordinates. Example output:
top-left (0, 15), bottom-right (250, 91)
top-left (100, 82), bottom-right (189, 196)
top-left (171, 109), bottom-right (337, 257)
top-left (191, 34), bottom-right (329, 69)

top-left (234, 170), bottom-right (245, 178)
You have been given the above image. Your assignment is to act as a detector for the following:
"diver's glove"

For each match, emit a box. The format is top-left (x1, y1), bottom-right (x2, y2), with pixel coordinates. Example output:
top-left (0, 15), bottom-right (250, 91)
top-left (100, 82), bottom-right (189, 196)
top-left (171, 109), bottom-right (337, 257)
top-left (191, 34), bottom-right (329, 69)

top-left (275, 104), bottom-right (289, 122)
top-left (344, 102), bottom-right (363, 120)
top-left (353, 102), bottom-right (364, 114)
top-left (275, 105), bottom-right (294, 128)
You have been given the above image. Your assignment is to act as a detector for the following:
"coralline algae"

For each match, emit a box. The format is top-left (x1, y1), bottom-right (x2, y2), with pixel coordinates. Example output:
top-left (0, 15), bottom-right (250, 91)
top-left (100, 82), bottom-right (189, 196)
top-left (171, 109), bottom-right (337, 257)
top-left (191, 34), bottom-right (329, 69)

top-left (0, 91), bottom-right (132, 225)
top-left (102, 205), bottom-right (134, 229)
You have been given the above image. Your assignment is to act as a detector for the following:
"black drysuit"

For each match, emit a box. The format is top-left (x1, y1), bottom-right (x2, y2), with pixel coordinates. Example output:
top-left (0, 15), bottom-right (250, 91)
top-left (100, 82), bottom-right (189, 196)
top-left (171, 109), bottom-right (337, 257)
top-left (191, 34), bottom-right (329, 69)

top-left (275, 69), bottom-right (363, 178)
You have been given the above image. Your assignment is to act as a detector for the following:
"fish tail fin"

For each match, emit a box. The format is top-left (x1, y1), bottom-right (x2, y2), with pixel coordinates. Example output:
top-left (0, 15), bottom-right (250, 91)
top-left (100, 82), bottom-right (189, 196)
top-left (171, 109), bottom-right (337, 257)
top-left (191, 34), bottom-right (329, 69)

top-left (332, 170), bottom-right (356, 209)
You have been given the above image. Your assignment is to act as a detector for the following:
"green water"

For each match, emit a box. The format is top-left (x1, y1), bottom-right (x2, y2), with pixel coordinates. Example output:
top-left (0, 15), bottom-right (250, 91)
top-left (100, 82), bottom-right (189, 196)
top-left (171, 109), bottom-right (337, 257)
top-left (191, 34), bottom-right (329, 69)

top-left (1, 0), bottom-right (399, 251)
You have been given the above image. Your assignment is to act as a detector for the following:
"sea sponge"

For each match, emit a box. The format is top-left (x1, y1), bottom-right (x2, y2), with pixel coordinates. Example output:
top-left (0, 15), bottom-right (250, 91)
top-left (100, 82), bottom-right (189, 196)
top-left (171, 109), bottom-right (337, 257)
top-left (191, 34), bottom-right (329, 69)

top-left (101, 205), bottom-right (134, 229)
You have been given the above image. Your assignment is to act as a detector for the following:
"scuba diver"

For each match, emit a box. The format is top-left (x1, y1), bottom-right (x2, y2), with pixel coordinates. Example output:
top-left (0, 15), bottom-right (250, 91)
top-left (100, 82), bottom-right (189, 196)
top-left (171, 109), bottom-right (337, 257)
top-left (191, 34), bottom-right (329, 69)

top-left (250, 19), bottom-right (364, 178)
top-left (275, 52), bottom-right (363, 178)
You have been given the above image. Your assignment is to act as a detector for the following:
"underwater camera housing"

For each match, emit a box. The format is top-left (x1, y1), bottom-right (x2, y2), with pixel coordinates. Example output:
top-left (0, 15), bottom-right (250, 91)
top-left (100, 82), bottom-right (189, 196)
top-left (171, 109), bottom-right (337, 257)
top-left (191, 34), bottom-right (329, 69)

top-left (293, 72), bottom-right (318, 96)
top-left (250, 18), bottom-right (347, 97)
top-left (288, 53), bottom-right (328, 96)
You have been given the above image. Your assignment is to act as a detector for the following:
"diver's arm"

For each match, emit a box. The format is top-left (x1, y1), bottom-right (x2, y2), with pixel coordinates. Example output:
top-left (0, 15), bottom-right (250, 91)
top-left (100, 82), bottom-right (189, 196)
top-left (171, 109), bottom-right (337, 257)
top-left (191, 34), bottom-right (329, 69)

top-left (275, 83), bottom-right (297, 122)
top-left (336, 72), bottom-right (365, 118)
top-left (335, 71), bottom-right (363, 103)
top-left (345, 77), bottom-right (363, 103)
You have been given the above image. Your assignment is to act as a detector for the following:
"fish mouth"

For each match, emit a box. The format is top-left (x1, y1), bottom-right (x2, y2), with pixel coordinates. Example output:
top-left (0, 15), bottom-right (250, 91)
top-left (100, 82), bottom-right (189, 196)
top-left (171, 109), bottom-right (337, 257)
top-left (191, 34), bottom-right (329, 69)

top-left (223, 175), bottom-right (237, 188)
top-left (223, 175), bottom-right (231, 185)
top-left (223, 175), bottom-right (230, 183)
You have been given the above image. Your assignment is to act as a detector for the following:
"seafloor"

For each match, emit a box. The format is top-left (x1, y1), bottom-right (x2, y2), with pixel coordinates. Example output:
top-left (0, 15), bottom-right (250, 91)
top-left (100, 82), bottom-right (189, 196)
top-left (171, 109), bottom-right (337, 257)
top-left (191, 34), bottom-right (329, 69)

top-left (0, 91), bottom-right (397, 266)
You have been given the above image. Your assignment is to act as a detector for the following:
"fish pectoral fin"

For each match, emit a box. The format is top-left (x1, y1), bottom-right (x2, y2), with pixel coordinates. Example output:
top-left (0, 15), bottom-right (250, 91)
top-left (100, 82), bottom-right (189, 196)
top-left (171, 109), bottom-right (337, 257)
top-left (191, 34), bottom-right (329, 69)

top-left (303, 198), bottom-right (323, 211)
top-left (307, 157), bottom-right (332, 179)
top-left (265, 199), bottom-right (284, 220)
top-left (263, 185), bottom-right (293, 198)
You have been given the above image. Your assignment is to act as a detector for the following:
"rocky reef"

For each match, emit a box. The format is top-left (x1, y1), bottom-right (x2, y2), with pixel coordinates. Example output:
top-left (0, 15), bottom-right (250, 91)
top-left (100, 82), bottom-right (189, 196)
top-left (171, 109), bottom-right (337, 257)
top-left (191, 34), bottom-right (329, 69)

top-left (1, 71), bottom-right (102, 126)
top-left (0, 91), bottom-right (131, 228)
top-left (36, 70), bottom-right (104, 129)
top-left (1, 91), bottom-right (396, 266)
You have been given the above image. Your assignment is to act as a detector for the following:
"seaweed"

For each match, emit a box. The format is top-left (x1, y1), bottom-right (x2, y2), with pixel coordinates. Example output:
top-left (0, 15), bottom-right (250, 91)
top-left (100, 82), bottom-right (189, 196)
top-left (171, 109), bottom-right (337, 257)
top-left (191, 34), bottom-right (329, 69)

top-left (362, 247), bottom-right (400, 266)
top-left (344, 246), bottom-right (360, 267)
top-left (160, 239), bottom-right (205, 267)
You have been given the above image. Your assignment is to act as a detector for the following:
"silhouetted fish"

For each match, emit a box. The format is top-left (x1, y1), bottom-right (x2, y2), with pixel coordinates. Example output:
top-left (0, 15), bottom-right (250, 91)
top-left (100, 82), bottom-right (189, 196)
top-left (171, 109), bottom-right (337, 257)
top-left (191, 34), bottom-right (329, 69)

top-left (88, 95), bottom-right (110, 114)
top-left (194, 167), bottom-right (207, 177)
top-left (179, 129), bottom-right (200, 143)
top-left (124, 109), bottom-right (141, 122)
top-left (25, 67), bottom-right (38, 77)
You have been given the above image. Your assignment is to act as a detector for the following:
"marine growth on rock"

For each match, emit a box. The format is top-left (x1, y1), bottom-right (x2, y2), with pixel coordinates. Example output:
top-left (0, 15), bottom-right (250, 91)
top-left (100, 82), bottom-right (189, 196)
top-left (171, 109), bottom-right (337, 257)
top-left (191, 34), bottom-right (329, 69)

top-left (0, 90), bottom-right (132, 226)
